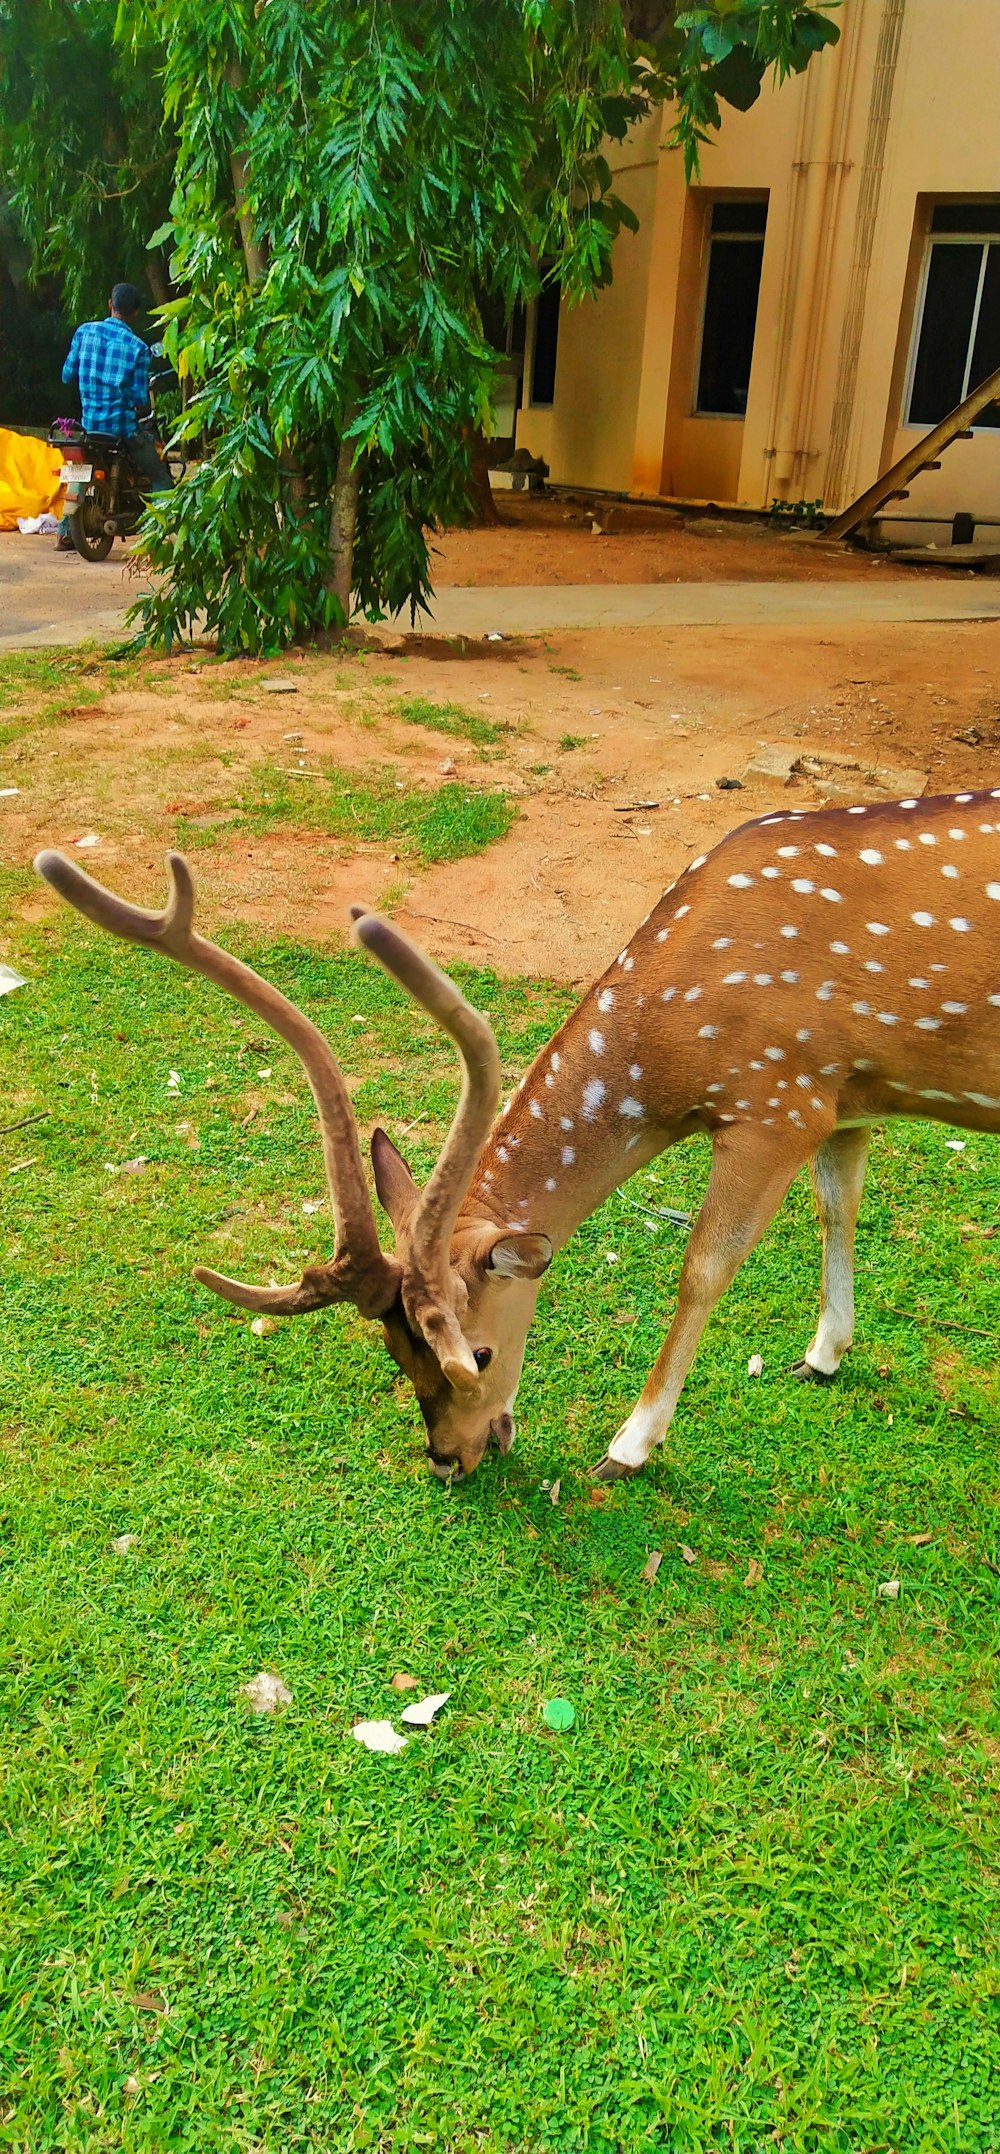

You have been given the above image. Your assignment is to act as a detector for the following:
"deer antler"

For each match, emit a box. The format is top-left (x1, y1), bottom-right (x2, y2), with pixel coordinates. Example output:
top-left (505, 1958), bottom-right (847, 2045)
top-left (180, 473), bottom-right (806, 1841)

top-left (34, 851), bottom-right (400, 1319)
top-left (350, 907), bottom-right (502, 1386)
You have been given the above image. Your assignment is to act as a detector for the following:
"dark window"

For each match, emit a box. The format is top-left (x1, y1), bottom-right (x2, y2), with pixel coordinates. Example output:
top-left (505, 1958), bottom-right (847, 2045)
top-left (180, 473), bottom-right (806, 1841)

top-left (695, 200), bottom-right (768, 417)
top-left (908, 204), bottom-right (1000, 428)
top-left (530, 277), bottom-right (561, 405)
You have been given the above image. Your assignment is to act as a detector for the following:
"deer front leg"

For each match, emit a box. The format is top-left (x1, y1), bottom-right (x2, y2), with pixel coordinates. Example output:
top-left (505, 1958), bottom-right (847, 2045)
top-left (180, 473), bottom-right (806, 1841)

top-left (592, 1122), bottom-right (825, 1481)
top-left (792, 1124), bottom-right (871, 1381)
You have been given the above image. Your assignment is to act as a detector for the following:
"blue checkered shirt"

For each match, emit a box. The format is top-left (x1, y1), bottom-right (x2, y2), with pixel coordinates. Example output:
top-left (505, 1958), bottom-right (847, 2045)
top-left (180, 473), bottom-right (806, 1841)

top-left (62, 317), bottom-right (151, 437)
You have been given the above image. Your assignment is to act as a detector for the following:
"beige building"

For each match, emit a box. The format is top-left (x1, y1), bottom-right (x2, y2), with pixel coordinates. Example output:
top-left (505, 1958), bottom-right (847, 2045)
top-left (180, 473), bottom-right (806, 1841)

top-left (515, 0), bottom-right (1000, 536)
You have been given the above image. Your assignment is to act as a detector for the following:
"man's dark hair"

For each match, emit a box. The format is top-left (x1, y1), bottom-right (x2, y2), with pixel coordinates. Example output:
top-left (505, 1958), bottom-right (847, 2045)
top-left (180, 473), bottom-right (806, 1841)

top-left (110, 282), bottom-right (144, 320)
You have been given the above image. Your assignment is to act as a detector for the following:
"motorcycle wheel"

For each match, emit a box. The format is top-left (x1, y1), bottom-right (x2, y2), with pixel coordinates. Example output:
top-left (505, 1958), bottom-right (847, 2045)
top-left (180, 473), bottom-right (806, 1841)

top-left (69, 485), bottom-right (115, 562)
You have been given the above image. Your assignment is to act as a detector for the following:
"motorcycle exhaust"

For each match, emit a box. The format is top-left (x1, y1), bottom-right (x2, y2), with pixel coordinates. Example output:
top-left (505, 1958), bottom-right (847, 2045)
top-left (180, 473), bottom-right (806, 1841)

top-left (103, 519), bottom-right (119, 537)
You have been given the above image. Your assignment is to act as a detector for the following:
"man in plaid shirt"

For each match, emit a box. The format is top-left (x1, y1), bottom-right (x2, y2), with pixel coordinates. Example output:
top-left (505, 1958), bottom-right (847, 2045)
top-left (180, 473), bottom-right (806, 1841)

top-left (58, 282), bottom-right (172, 549)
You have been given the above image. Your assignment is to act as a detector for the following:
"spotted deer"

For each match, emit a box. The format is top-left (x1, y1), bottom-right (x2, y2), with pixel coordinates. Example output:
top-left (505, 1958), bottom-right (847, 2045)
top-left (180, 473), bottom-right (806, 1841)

top-left (36, 786), bottom-right (1000, 1481)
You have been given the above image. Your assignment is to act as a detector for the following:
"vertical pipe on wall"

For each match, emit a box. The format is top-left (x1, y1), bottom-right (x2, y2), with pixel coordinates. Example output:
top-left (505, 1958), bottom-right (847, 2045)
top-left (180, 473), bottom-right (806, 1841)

top-left (824, 0), bottom-right (907, 508)
top-left (766, 6), bottom-right (860, 502)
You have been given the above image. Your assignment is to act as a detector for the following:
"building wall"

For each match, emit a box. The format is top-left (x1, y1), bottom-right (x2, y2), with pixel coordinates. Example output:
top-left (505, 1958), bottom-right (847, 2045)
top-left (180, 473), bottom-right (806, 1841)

top-left (516, 0), bottom-right (1000, 523)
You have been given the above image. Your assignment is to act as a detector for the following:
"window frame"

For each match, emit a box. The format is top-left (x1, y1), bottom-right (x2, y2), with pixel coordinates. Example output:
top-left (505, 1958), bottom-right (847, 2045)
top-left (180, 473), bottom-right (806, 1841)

top-left (904, 211), bottom-right (1000, 431)
top-left (692, 197), bottom-right (769, 421)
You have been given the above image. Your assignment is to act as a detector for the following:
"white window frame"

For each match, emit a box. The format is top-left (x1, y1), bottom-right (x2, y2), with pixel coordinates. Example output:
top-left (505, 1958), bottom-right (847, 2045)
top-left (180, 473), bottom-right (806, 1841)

top-left (904, 218), bottom-right (1000, 431)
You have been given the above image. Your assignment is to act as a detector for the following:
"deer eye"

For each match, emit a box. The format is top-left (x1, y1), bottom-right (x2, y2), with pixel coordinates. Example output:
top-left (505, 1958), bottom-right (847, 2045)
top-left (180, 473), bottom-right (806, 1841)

top-left (473, 1347), bottom-right (493, 1372)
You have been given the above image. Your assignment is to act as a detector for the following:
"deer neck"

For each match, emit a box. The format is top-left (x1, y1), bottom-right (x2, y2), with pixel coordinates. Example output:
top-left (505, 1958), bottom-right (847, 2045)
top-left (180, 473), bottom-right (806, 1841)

top-left (465, 985), bottom-right (671, 1246)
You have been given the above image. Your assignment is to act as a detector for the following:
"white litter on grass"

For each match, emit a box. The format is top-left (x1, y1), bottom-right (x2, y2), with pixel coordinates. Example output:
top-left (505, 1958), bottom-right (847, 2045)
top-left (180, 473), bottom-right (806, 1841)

top-left (945, 1140), bottom-right (965, 1152)
top-left (400, 1691), bottom-right (451, 1728)
top-left (302, 1198), bottom-right (324, 1215)
top-left (74, 833), bottom-right (101, 849)
top-left (0, 965), bottom-right (27, 997)
top-left (251, 1314), bottom-right (278, 1338)
top-left (257, 1067), bottom-right (272, 1079)
top-left (243, 1671), bottom-right (292, 1714)
top-left (486, 630), bottom-right (504, 641)
top-left (111, 1533), bottom-right (139, 1555)
top-left (0, 786), bottom-right (20, 798)
top-left (166, 1070), bottom-right (181, 1092)
top-left (876, 1579), bottom-right (901, 1602)
top-left (353, 1719), bottom-right (408, 1754)
top-left (747, 1353), bottom-right (764, 1378)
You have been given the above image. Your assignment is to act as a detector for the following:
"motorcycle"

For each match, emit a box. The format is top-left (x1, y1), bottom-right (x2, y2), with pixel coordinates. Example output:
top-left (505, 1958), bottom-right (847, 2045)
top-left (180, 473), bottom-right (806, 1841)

top-left (48, 347), bottom-right (182, 564)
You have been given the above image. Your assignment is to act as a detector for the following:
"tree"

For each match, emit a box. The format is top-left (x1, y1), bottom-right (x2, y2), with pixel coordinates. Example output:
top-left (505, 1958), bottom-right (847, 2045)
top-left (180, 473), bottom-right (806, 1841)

top-left (117, 0), bottom-right (838, 654)
top-left (0, 0), bottom-right (174, 316)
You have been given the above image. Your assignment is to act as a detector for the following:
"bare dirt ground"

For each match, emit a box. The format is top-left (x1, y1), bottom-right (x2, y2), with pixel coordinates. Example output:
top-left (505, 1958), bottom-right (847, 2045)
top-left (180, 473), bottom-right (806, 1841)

top-left (429, 491), bottom-right (944, 586)
top-left (6, 607), bottom-right (998, 985)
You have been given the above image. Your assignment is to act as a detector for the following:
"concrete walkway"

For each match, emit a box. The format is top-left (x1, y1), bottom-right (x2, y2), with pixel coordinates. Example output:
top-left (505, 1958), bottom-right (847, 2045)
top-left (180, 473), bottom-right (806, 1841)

top-left (2, 529), bottom-right (999, 649)
top-left (409, 579), bottom-right (1000, 634)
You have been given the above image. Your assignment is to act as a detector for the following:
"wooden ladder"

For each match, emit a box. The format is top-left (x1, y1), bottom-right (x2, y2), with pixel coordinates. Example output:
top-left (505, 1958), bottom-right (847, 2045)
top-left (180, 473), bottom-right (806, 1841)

top-left (823, 363), bottom-right (1000, 544)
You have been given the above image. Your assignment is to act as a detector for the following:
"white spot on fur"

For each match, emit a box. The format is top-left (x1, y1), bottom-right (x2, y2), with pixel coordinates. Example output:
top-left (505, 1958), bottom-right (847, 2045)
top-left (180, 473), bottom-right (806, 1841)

top-left (529, 1099), bottom-right (543, 1119)
top-left (942, 864), bottom-right (960, 879)
top-left (764, 1046), bottom-right (785, 1062)
top-left (754, 973), bottom-right (772, 986)
top-left (949, 917), bottom-right (971, 932)
top-left (761, 866), bottom-right (780, 880)
top-left (723, 971), bottom-right (747, 985)
top-left (597, 987), bottom-right (615, 1013)
top-left (816, 843), bottom-right (837, 858)
top-left (915, 1016), bottom-right (941, 1030)
top-left (918, 833), bottom-right (936, 847)
top-left (912, 912), bottom-right (934, 927)
top-left (582, 1078), bottom-right (606, 1119)
top-left (777, 846), bottom-right (800, 859)
top-left (545, 1176), bottom-right (557, 1192)
top-left (780, 925), bottom-right (799, 939)
top-left (497, 1144), bottom-right (509, 1163)
top-left (559, 1116), bottom-right (573, 1132)
top-left (831, 941), bottom-right (850, 955)
top-left (866, 922), bottom-right (890, 936)
top-left (588, 1029), bottom-right (605, 1055)
top-left (551, 1052), bottom-right (561, 1072)
top-left (662, 987), bottom-right (676, 1002)
top-left (876, 1011), bottom-right (898, 1025)
top-left (941, 1001), bottom-right (967, 1015)
top-left (728, 873), bottom-right (753, 890)
top-left (791, 878), bottom-right (815, 895)
top-left (816, 980), bottom-right (835, 1001)
top-left (781, 969), bottom-right (799, 984)
top-left (698, 1024), bottom-right (719, 1039)
top-left (712, 937), bottom-right (732, 950)
top-left (629, 1064), bottom-right (643, 1081)
top-left (561, 1145), bottom-right (575, 1166)
top-left (820, 888), bottom-right (842, 904)
top-left (894, 838), bottom-right (912, 851)
top-left (864, 959), bottom-right (884, 974)
top-left (859, 849), bottom-right (883, 866)
top-left (987, 884), bottom-right (1000, 902)
top-left (684, 985), bottom-right (702, 1003)
top-left (619, 1098), bottom-right (644, 1119)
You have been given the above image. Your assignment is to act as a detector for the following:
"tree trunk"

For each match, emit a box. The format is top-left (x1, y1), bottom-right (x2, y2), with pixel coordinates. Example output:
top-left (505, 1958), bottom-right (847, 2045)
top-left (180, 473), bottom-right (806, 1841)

top-left (144, 251), bottom-right (171, 309)
top-left (225, 62), bottom-right (268, 287)
top-left (325, 421), bottom-right (360, 631)
top-left (463, 426), bottom-right (501, 526)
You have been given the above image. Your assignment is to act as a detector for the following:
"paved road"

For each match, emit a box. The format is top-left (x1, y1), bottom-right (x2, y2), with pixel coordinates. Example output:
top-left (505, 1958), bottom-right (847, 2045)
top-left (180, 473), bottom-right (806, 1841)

top-left (2, 531), bottom-right (999, 649)
top-left (0, 534), bottom-right (152, 650)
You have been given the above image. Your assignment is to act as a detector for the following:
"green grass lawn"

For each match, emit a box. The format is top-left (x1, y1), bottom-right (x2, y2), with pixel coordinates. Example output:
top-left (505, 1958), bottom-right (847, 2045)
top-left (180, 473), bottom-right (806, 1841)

top-left (2, 884), bottom-right (1000, 2153)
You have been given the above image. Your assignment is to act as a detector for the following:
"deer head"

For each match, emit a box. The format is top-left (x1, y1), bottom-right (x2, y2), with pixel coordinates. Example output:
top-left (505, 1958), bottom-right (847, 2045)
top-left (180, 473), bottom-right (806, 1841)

top-left (34, 851), bottom-right (551, 1480)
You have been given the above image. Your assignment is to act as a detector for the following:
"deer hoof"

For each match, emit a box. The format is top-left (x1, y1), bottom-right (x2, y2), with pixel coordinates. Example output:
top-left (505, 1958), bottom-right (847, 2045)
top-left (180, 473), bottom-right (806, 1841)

top-left (589, 1451), bottom-right (641, 1483)
top-left (789, 1358), bottom-right (836, 1384)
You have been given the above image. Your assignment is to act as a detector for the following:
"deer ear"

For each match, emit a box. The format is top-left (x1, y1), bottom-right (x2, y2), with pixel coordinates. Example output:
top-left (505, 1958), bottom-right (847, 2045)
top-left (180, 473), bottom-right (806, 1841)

top-left (487, 1232), bottom-right (553, 1281)
top-left (371, 1127), bottom-right (418, 1230)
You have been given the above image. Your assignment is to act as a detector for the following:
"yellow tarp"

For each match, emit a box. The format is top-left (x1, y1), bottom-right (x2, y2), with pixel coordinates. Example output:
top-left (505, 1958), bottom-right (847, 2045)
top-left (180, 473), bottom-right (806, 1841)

top-left (0, 427), bottom-right (64, 531)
